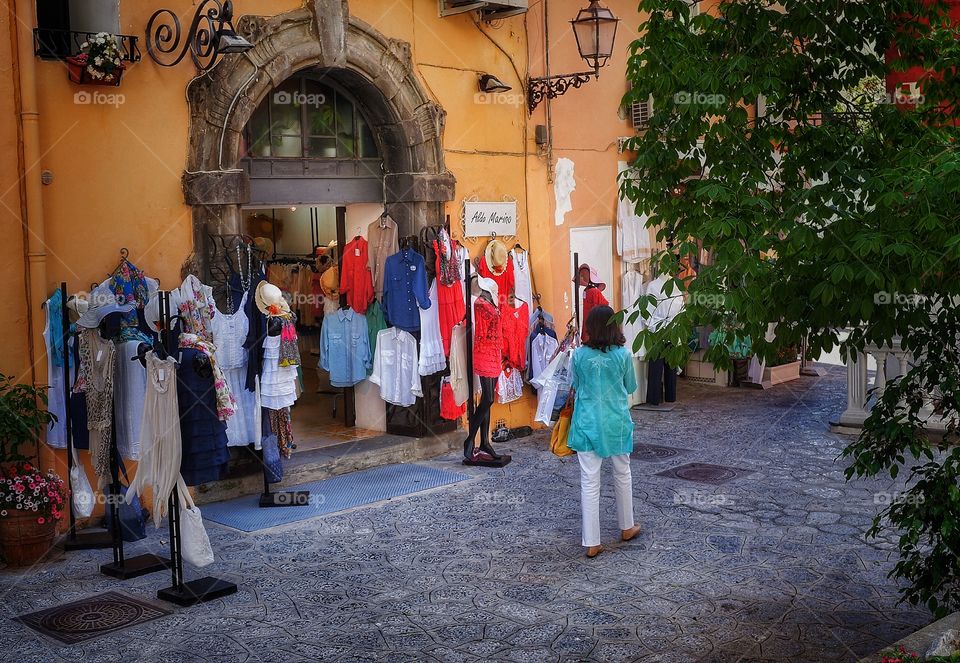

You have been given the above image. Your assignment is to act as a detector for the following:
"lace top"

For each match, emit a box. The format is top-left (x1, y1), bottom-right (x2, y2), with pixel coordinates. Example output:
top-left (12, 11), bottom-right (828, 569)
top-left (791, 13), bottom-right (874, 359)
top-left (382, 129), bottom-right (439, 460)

top-left (211, 293), bottom-right (249, 370)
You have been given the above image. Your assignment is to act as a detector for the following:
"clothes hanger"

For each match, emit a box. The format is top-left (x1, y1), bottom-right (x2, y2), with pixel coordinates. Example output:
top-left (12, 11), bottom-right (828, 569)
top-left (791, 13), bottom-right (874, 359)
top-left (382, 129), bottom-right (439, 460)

top-left (107, 248), bottom-right (130, 278)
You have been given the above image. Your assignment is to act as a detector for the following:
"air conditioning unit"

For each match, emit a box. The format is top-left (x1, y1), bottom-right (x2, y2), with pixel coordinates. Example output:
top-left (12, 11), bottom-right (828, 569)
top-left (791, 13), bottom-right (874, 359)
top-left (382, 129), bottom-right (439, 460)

top-left (630, 94), bottom-right (653, 129)
top-left (439, 0), bottom-right (528, 19)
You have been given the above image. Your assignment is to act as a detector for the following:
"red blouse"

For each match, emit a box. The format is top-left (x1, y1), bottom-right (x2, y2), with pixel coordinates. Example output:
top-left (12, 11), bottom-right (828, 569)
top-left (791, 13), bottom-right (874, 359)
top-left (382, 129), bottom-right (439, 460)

top-left (477, 255), bottom-right (514, 308)
top-left (500, 301), bottom-right (529, 369)
top-left (472, 296), bottom-right (503, 378)
top-left (340, 237), bottom-right (375, 314)
top-left (581, 286), bottom-right (609, 343)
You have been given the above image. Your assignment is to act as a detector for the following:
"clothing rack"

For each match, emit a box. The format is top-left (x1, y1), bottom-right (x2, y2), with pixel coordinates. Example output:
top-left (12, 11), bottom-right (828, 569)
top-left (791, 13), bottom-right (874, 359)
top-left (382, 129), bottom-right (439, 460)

top-left (573, 252), bottom-right (581, 329)
top-left (267, 255), bottom-right (316, 266)
top-left (464, 259), bottom-right (475, 425)
top-left (155, 290), bottom-right (238, 606)
top-left (61, 282), bottom-right (114, 551)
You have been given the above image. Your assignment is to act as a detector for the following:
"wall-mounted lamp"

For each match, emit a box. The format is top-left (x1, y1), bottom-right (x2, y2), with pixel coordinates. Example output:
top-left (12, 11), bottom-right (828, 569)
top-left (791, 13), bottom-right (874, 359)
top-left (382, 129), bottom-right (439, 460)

top-left (527, 0), bottom-right (620, 113)
top-left (479, 74), bottom-right (512, 93)
top-left (146, 0), bottom-right (253, 72)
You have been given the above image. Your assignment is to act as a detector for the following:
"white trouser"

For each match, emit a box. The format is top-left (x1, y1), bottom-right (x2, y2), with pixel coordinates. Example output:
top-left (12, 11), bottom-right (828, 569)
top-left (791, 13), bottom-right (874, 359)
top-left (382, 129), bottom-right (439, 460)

top-left (577, 451), bottom-right (635, 547)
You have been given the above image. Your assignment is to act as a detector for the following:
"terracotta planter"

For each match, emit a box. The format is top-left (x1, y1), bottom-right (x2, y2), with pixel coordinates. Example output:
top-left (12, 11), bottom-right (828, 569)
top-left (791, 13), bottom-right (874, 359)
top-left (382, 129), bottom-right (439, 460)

top-left (66, 56), bottom-right (125, 87)
top-left (0, 509), bottom-right (56, 566)
top-left (763, 360), bottom-right (801, 386)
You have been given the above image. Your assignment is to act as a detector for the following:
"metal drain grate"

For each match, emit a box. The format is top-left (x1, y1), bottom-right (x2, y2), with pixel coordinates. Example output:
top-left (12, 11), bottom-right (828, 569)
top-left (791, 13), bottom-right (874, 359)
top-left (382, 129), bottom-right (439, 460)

top-left (16, 591), bottom-right (171, 644)
top-left (632, 443), bottom-right (689, 462)
top-left (655, 462), bottom-right (755, 486)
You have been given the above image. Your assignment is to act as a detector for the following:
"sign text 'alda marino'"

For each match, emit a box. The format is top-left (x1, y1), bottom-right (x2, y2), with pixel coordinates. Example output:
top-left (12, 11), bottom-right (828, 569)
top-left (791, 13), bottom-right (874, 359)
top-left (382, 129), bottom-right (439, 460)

top-left (464, 201), bottom-right (518, 237)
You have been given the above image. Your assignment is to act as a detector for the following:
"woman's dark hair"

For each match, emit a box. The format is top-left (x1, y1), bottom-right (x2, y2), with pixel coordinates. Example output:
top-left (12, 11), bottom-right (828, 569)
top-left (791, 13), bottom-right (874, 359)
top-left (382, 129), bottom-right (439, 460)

top-left (584, 305), bottom-right (625, 351)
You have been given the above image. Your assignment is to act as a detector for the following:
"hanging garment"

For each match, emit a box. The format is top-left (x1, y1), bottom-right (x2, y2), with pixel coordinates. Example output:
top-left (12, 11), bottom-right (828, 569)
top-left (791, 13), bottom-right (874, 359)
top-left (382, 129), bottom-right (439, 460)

top-left (434, 237), bottom-right (465, 356)
top-left (497, 367), bottom-right (523, 404)
top-left (472, 296), bottom-right (503, 378)
top-left (617, 172), bottom-right (651, 263)
top-left (419, 280), bottom-right (446, 376)
top-left (500, 301), bottom-right (529, 370)
top-left (177, 347), bottom-right (230, 486)
top-left (261, 334), bottom-right (298, 410)
top-left (279, 314), bottom-right (301, 367)
top-left (531, 349), bottom-right (573, 426)
top-left (127, 351), bottom-right (185, 527)
top-left (267, 407), bottom-right (295, 459)
top-left (179, 333), bottom-right (235, 421)
top-left (114, 340), bottom-right (147, 460)
top-left (43, 291), bottom-right (68, 448)
top-left (580, 286), bottom-right (610, 343)
top-left (74, 329), bottom-right (115, 487)
top-left (511, 249), bottom-right (533, 306)
top-left (369, 327), bottom-right (422, 407)
top-left (529, 329), bottom-right (560, 384)
top-left (440, 377), bottom-right (466, 420)
top-left (243, 268), bottom-right (268, 392)
top-left (109, 259), bottom-right (153, 344)
top-left (177, 274), bottom-right (217, 341)
top-left (645, 274), bottom-right (685, 333)
top-left (368, 214), bottom-right (399, 300)
top-left (340, 237), bottom-right (375, 314)
top-left (569, 345), bottom-right (638, 457)
top-left (477, 253), bottom-right (515, 309)
top-left (211, 293), bottom-right (260, 447)
top-left (622, 270), bottom-right (646, 358)
top-left (365, 299), bottom-right (386, 375)
top-left (455, 243), bottom-right (470, 307)
top-left (382, 248), bottom-right (431, 332)
top-left (449, 323), bottom-right (469, 406)
top-left (319, 308), bottom-right (372, 387)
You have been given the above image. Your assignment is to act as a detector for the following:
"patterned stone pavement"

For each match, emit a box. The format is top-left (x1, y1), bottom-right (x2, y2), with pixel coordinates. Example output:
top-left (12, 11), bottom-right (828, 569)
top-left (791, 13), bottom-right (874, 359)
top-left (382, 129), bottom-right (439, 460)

top-left (0, 366), bottom-right (932, 662)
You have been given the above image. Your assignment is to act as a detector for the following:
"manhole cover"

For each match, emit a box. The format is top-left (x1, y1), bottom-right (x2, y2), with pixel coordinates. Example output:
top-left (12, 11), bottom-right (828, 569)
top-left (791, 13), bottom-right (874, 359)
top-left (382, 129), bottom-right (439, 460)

top-left (655, 462), bottom-right (755, 486)
top-left (16, 591), bottom-right (171, 644)
top-left (632, 444), bottom-right (689, 461)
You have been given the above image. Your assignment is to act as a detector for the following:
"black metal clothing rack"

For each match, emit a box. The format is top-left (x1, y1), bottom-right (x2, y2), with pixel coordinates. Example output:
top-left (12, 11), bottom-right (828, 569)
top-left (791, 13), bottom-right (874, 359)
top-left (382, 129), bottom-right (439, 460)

top-left (60, 282), bottom-right (114, 551)
top-left (154, 291), bottom-right (238, 606)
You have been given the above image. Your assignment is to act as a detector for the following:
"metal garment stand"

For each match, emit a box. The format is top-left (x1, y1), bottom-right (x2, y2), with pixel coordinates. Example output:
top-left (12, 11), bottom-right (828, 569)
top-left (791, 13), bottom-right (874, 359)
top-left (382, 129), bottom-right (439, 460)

top-left (154, 291), bottom-right (238, 606)
top-left (60, 282), bottom-right (114, 551)
top-left (573, 252), bottom-right (581, 329)
top-left (258, 450), bottom-right (309, 508)
top-left (99, 405), bottom-right (170, 579)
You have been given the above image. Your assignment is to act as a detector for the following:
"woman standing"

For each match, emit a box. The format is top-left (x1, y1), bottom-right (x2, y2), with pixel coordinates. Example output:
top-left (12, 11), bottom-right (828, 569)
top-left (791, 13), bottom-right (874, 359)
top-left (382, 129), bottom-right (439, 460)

top-left (569, 305), bottom-right (641, 558)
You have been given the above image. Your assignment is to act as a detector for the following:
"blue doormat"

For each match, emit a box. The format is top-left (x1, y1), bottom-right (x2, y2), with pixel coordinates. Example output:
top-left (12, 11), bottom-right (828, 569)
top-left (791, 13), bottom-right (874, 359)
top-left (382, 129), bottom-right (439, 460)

top-left (200, 463), bottom-right (471, 532)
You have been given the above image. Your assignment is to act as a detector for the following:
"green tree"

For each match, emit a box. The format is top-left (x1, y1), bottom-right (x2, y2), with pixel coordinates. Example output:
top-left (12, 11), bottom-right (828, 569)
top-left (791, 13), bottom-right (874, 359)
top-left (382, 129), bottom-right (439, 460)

top-left (622, 0), bottom-right (960, 616)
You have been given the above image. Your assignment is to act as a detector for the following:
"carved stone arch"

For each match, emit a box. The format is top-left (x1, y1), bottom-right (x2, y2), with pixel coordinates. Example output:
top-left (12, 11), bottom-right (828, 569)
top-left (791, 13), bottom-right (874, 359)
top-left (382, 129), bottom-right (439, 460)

top-left (182, 5), bottom-right (455, 276)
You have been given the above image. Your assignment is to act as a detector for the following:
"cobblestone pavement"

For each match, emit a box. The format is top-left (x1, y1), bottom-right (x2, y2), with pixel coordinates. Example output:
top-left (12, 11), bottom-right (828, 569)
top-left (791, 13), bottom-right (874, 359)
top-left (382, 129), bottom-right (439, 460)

top-left (0, 366), bottom-right (931, 662)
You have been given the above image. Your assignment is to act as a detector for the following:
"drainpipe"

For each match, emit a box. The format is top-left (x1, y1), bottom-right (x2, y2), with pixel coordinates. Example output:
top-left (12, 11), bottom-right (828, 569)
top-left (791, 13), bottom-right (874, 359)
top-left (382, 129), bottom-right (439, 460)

top-left (10, 0), bottom-right (51, 466)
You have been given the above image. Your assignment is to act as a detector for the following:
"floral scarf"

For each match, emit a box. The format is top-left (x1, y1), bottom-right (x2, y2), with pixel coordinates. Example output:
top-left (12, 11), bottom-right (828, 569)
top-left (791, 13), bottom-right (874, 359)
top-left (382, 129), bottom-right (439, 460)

top-left (110, 259), bottom-right (152, 344)
top-left (179, 332), bottom-right (236, 421)
top-left (278, 314), bottom-right (300, 368)
top-left (269, 407), bottom-right (295, 459)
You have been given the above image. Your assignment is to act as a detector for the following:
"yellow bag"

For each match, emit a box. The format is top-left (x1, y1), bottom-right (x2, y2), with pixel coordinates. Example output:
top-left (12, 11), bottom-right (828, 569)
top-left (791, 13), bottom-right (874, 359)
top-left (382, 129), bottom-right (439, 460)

top-left (550, 399), bottom-right (575, 457)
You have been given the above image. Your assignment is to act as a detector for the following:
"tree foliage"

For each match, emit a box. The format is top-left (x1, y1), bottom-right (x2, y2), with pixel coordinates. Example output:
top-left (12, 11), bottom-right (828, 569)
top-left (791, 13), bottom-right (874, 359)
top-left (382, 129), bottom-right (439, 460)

top-left (622, 0), bottom-right (960, 616)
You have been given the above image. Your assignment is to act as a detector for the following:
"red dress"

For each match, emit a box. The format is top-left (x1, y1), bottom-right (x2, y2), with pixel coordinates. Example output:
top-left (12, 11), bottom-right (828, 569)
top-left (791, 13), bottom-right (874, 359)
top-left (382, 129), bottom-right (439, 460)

top-left (472, 296), bottom-right (503, 378)
top-left (434, 241), bottom-right (465, 356)
top-left (581, 286), bottom-right (609, 343)
top-left (500, 302), bottom-right (529, 369)
top-left (477, 255), bottom-right (514, 309)
top-left (340, 237), bottom-right (375, 313)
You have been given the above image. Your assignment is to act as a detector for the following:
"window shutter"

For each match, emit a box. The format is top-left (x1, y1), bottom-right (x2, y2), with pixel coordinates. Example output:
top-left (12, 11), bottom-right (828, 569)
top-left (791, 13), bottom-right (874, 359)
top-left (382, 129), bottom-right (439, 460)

top-left (630, 95), bottom-right (653, 129)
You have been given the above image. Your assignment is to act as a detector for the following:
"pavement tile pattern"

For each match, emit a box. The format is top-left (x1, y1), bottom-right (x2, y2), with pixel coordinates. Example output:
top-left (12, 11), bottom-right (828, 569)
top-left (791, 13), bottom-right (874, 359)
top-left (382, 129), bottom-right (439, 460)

top-left (0, 366), bottom-right (931, 661)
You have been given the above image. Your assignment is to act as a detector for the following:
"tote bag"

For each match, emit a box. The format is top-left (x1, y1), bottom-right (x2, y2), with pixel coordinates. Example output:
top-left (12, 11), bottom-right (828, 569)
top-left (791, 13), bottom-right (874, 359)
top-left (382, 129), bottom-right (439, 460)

top-left (549, 395), bottom-right (576, 457)
top-left (178, 484), bottom-right (214, 568)
top-left (69, 447), bottom-right (95, 518)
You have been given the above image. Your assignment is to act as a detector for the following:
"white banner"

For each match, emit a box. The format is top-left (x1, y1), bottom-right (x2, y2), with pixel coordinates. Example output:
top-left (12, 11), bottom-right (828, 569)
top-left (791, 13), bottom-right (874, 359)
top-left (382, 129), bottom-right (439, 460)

top-left (464, 201), bottom-right (517, 237)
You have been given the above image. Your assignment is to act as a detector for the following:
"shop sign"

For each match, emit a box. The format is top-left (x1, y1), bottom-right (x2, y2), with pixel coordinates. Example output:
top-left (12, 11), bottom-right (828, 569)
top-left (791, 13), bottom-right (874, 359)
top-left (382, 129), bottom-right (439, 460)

top-left (464, 201), bottom-right (517, 237)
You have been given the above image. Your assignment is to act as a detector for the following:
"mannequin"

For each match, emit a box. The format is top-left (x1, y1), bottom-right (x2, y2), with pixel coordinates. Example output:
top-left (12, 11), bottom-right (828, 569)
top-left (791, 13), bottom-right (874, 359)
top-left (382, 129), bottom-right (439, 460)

top-left (643, 272), bottom-right (684, 405)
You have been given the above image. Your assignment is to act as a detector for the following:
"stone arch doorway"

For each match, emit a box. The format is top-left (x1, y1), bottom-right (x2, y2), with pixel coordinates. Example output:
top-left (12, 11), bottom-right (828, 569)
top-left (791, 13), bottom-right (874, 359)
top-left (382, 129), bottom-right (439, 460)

top-left (181, 4), bottom-right (455, 274)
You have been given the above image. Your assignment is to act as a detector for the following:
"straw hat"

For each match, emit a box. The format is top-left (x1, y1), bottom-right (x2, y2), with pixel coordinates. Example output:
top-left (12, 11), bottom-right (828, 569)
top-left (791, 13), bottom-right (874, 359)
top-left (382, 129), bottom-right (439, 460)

top-left (75, 281), bottom-right (136, 329)
top-left (574, 264), bottom-right (606, 292)
top-left (66, 294), bottom-right (89, 324)
top-left (252, 236), bottom-right (274, 258)
top-left (484, 238), bottom-right (508, 276)
top-left (255, 281), bottom-right (290, 317)
top-left (320, 266), bottom-right (340, 300)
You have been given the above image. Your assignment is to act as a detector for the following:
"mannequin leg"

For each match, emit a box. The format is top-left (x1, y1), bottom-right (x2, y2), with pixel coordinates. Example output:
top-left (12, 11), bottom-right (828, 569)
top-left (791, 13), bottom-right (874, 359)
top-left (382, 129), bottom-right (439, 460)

top-left (664, 364), bottom-right (678, 402)
top-left (465, 377), bottom-right (496, 457)
top-left (646, 359), bottom-right (664, 405)
top-left (477, 377), bottom-right (499, 458)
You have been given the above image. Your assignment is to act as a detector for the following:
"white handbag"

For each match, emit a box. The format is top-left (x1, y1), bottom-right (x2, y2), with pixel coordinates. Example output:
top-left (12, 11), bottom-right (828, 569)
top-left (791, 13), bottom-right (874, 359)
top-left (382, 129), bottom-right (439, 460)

top-left (70, 447), bottom-right (95, 518)
top-left (177, 484), bottom-right (214, 568)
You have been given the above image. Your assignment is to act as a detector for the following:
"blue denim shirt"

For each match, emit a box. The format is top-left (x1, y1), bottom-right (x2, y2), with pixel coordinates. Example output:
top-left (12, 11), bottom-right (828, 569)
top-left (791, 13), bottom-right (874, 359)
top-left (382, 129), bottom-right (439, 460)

top-left (382, 248), bottom-right (431, 332)
top-left (319, 308), bottom-right (372, 387)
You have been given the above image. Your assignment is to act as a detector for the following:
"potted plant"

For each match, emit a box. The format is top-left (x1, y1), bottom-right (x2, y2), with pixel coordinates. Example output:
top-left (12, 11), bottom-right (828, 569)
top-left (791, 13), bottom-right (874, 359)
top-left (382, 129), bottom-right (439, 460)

top-left (0, 374), bottom-right (65, 566)
top-left (763, 344), bottom-right (801, 386)
top-left (66, 33), bottom-right (126, 86)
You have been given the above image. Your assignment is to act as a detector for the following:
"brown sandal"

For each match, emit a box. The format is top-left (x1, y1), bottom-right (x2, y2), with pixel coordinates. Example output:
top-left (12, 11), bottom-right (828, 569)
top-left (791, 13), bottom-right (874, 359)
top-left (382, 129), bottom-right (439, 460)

top-left (586, 545), bottom-right (604, 558)
top-left (621, 525), bottom-right (642, 542)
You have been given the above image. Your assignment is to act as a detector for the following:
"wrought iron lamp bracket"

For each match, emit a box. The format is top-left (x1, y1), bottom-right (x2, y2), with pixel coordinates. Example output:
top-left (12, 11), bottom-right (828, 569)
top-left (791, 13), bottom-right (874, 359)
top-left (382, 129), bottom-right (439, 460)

top-left (527, 70), bottom-right (597, 113)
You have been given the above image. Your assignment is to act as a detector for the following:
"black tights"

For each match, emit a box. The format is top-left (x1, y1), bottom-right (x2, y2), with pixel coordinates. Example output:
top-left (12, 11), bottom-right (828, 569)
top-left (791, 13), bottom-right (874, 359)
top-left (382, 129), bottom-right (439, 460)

top-left (465, 376), bottom-right (497, 455)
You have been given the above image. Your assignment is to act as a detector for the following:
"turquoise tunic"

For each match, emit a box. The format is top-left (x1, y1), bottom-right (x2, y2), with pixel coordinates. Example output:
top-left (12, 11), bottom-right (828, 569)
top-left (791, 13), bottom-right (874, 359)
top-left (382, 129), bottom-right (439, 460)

top-left (568, 345), bottom-right (638, 458)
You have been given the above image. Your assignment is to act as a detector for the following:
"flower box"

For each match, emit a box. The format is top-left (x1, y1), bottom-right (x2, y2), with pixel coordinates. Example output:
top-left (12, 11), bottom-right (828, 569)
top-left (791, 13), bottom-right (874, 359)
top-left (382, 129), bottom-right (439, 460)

top-left (0, 507), bottom-right (56, 566)
top-left (763, 360), bottom-right (801, 386)
top-left (66, 55), bottom-right (125, 86)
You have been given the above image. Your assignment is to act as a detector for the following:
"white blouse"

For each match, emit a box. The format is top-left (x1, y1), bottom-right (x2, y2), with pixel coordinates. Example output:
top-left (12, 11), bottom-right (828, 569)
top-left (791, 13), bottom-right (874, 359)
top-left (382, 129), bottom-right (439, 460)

top-left (370, 328), bottom-right (423, 407)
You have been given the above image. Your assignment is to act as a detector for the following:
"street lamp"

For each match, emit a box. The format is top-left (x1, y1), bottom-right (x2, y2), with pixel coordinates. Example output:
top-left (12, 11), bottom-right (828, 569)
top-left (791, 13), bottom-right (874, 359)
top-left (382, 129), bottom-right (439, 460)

top-left (527, 0), bottom-right (620, 113)
top-left (145, 0), bottom-right (253, 72)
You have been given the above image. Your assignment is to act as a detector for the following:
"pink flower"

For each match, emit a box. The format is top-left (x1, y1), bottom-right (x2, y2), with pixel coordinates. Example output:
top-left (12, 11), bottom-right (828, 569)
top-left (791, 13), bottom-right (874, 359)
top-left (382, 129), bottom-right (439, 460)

top-left (37, 517), bottom-right (44, 524)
